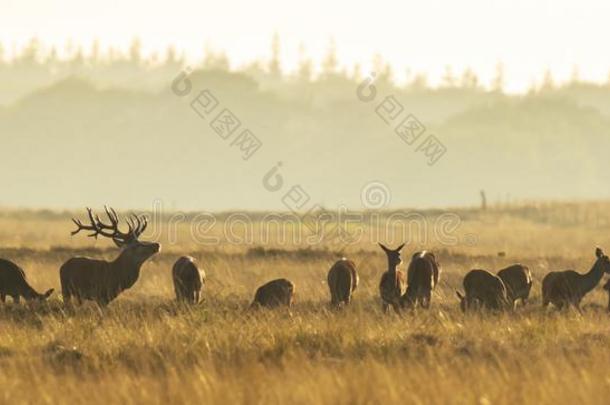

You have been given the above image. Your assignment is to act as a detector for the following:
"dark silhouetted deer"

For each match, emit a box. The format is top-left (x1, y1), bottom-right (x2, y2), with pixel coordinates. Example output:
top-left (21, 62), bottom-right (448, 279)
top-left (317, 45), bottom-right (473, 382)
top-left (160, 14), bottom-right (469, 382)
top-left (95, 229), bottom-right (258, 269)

top-left (497, 264), bottom-right (532, 307)
top-left (327, 258), bottom-right (359, 307)
top-left (60, 206), bottom-right (160, 307)
top-left (173, 256), bottom-right (205, 304)
top-left (456, 269), bottom-right (509, 312)
top-left (0, 258), bottom-right (54, 303)
top-left (402, 251), bottom-right (440, 309)
top-left (542, 247), bottom-right (610, 311)
top-left (378, 243), bottom-right (406, 314)
top-left (251, 278), bottom-right (295, 308)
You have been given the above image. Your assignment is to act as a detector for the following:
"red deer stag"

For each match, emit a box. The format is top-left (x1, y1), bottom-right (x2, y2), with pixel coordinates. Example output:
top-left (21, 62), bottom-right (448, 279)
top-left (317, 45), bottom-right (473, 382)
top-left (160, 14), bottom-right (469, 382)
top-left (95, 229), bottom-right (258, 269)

top-left (497, 264), bottom-right (532, 307)
top-left (60, 206), bottom-right (160, 307)
top-left (401, 251), bottom-right (440, 309)
top-left (173, 256), bottom-right (205, 304)
top-left (456, 269), bottom-right (509, 312)
top-left (0, 258), bottom-right (54, 303)
top-left (327, 258), bottom-right (359, 307)
top-left (542, 247), bottom-right (610, 311)
top-left (251, 278), bottom-right (295, 308)
top-left (378, 243), bottom-right (406, 314)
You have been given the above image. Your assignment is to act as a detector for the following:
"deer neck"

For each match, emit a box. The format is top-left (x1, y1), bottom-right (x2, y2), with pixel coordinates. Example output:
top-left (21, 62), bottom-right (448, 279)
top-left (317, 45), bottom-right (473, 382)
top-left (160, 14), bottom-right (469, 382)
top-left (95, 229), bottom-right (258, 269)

top-left (387, 259), bottom-right (399, 274)
top-left (20, 282), bottom-right (41, 301)
top-left (580, 259), bottom-right (605, 294)
top-left (112, 250), bottom-right (144, 290)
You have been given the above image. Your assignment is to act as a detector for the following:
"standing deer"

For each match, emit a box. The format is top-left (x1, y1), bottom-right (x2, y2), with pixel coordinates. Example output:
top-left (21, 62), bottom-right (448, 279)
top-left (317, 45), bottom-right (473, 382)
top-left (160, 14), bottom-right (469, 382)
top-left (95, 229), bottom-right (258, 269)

top-left (172, 256), bottom-right (205, 304)
top-left (401, 251), bottom-right (440, 309)
top-left (0, 258), bottom-right (54, 303)
top-left (497, 264), bottom-right (532, 307)
top-left (378, 243), bottom-right (406, 314)
top-left (456, 269), bottom-right (509, 312)
top-left (542, 247), bottom-right (610, 311)
top-left (60, 207), bottom-right (160, 307)
top-left (327, 258), bottom-right (359, 307)
top-left (251, 278), bottom-right (295, 308)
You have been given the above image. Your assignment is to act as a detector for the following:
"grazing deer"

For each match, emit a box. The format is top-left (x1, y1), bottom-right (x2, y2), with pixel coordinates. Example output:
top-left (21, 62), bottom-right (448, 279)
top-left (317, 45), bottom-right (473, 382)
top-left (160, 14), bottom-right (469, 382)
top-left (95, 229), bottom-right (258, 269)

top-left (603, 279), bottom-right (610, 312)
top-left (542, 247), bottom-right (610, 311)
top-left (60, 206), bottom-right (160, 307)
top-left (378, 243), bottom-right (406, 314)
top-left (402, 251), bottom-right (440, 309)
top-left (251, 278), bottom-right (295, 308)
top-left (497, 264), bottom-right (532, 307)
top-left (0, 258), bottom-right (54, 303)
top-left (172, 256), bottom-right (205, 304)
top-left (327, 258), bottom-right (359, 307)
top-left (456, 269), bottom-right (509, 312)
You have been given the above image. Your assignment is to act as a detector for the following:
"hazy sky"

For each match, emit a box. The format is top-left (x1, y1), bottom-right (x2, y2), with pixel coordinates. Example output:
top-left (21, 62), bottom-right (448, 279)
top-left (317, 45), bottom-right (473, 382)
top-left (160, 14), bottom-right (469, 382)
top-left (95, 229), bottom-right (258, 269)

top-left (2, 0), bottom-right (610, 92)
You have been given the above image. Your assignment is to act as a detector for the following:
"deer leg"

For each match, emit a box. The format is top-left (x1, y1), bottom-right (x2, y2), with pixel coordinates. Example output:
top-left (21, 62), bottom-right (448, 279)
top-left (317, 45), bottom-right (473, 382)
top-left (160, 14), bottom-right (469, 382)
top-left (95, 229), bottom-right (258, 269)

top-left (391, 302), bottom-right (401, 314)
top-left (12, 295), bottom-right (20, 304)
top-left (422, 291), bottom-right (431, 309)
top-left (0, 294), bottom-right (5, 303)
top-left (382, 302), bottom-right (389, 314)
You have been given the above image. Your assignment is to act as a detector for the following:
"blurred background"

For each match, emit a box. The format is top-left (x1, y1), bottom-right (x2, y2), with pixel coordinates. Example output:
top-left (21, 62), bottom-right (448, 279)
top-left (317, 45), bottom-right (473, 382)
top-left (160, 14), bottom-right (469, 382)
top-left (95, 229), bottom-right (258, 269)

top-left (2, 0), bottom-right (610, 211)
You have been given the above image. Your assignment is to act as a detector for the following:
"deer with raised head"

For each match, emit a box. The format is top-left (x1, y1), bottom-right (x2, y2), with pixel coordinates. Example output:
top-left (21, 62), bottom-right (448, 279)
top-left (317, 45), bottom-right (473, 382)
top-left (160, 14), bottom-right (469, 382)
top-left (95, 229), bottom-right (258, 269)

top-left (327, 258), bottom-right (359, 307)
top-left (0, 258), bottom-right (54, 304)
top-left (173, 256), bottom-right (205, 304)
top-left (60, 206), bottom-right (160, 307)
top-left (251, 278), bottom-right (295, 309)
top-left (456, 269), bottom-right (509, 312)
top-left (401, 251), bottom-right (440, 309)
top-left (497, 264), bottom-right (532, 307)
top-left (542, 247), bottom-right (610, 311)
top-left (378, 243), bottom-right (406, 314)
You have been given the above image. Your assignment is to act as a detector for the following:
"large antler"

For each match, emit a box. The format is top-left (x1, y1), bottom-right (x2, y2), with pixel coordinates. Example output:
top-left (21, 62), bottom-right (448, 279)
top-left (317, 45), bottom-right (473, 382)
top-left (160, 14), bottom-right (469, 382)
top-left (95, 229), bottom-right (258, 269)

top-left (71, 206), bottom-right (148, 245)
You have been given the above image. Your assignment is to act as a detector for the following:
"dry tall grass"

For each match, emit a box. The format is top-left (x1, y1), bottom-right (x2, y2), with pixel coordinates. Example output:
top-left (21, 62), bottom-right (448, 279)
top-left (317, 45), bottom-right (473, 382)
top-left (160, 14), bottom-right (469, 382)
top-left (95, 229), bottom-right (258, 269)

top-left (1, 202), bottom-right (610, 404)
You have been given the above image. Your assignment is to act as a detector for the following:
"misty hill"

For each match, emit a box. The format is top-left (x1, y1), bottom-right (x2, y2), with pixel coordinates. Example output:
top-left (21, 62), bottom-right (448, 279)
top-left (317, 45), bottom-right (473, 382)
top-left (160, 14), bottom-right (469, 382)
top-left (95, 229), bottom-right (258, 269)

top-left (1, 72), bottom-right (610, 211)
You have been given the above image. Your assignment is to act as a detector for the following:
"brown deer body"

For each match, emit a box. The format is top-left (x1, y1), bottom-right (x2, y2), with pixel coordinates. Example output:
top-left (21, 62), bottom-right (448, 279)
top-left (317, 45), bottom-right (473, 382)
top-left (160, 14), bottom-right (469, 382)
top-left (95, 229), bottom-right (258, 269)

top-left (0, 259), bottom-right (54, 303)
top-left (456, 269), bottom-right (509, 312)
top-left (251, 278), bottom-right (295, 308)
top-left (378, 243), bottom-right (406, 314)
top-left (172, 256), bottom-right (205, 304)
top-left (402, 251), bottom-right (439, 309)
top-left (497, 264), bottom-right (532, 307)
top-left (327, 258), bottom-right (359, 307)
top-left (542, 248), bottom-right (610, 311)
top-left (60, 207), bottom-right (160, 307)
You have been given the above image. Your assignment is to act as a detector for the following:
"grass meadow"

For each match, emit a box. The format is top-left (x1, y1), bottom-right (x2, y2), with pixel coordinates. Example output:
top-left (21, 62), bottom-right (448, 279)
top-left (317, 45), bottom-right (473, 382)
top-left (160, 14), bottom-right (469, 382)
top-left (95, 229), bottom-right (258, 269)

top-left (2, 202), bottom-right (610, 404)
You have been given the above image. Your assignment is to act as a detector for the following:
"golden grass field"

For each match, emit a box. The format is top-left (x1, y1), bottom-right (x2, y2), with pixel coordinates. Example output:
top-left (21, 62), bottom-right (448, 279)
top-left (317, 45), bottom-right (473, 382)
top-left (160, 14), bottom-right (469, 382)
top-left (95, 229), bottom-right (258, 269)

top-left (2, 202), bottom-right (610, 404)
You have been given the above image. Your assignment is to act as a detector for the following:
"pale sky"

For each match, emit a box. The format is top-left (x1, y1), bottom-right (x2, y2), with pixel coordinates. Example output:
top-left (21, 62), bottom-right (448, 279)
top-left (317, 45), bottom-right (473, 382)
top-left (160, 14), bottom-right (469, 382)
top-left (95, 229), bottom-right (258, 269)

top-left (2, 0), bottom-right (610, 92)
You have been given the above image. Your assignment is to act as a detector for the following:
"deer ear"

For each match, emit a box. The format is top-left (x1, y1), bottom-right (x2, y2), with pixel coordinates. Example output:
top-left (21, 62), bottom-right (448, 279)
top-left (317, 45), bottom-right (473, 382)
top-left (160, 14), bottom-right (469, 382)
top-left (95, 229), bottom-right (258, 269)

top-left (43, 289), bottom-right (54, 299)
top-left (456, 291), bottom-right (464, 300)
top-left (596, 247), bottom-right (604, 258)
top-left (395, 243), bottom-right (406, 252)
top-left (378, 243), bottom-right (389, 252)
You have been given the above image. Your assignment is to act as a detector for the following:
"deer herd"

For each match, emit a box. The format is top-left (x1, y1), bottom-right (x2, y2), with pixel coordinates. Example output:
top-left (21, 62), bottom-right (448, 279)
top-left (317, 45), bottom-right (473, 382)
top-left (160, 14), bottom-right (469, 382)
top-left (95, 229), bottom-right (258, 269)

top-left (1, 207), bottom-right (610, 315)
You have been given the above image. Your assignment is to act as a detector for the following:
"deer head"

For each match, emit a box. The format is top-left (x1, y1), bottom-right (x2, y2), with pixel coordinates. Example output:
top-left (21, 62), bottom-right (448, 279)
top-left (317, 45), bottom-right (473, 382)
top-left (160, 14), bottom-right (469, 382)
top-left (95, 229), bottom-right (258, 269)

top-left (71, 206), bottom-right (161, 264)
top-left (455, 291), bottom-right (467, 312)
top-left (595, 247), bottom-right (610, 274)
top-left (379, 243), bottom-right (405, 269)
